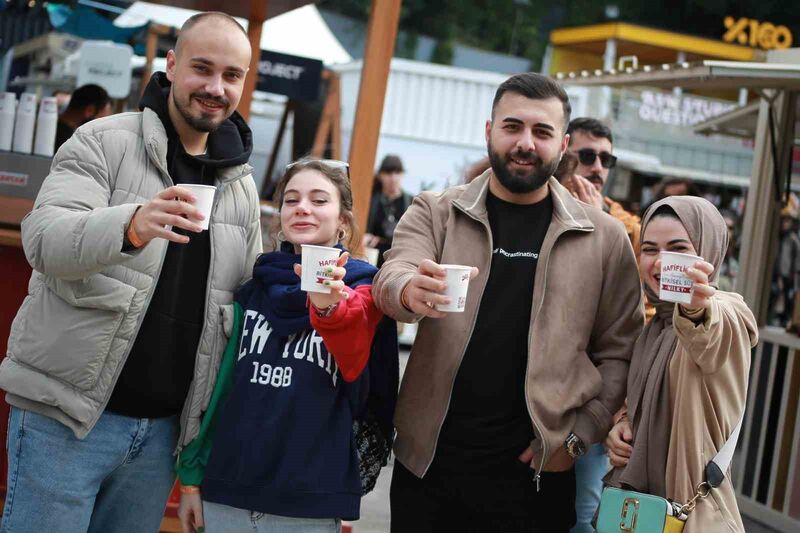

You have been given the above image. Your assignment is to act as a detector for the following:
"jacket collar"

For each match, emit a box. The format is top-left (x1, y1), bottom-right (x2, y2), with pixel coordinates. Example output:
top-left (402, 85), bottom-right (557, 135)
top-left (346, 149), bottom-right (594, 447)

top-left (141, 107), bottom-right (252, 184)
top-left (452, 169), bottom-right (595, 232)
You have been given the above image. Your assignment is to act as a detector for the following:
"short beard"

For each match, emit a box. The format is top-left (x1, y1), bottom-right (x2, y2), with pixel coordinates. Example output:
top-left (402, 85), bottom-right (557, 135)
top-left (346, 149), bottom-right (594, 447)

top-left (172, 90), bottom-right (229, 133)
top-left (487, 141), bottom-right (560, 194)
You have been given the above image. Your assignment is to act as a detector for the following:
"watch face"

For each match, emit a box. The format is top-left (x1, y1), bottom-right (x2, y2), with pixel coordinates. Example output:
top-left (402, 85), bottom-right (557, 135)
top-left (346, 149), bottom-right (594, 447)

top-left (567, 434), bottom-right (586, 457)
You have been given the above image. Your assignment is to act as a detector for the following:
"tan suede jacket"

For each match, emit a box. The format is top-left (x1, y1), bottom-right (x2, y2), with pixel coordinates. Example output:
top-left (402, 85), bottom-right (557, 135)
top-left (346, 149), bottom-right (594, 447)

top-left (373, 171), bottom-right (645, 482)
top-left (667, 292), bottom-right (757, 533)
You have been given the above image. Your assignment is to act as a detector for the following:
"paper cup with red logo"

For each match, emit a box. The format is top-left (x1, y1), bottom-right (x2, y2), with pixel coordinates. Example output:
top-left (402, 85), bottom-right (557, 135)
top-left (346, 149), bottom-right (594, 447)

top-left (435, 264), bottom-right (473, 313)
top-left (182, 184), bottom-right (216, 230)
top-left (659, 251), bottom-right (703, 304)
top-left (301, 244), bottom-right (342, 293)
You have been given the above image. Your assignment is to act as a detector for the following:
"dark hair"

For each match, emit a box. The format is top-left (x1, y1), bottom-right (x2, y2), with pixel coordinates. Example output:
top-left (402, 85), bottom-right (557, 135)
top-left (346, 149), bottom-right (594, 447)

top-left (554, 151), bottom-right (578, 184)
top-left (378, 154), bottom-right (404, 174)
top-left (567, 117), bottom-right (613, 144)
top-left (655, 177), bottom-right (701, 200)
top-left (492, 73), bottom-right (571, 127)
top-left (273, 158), bottom-right (360, 253)
top-left (66, 84), bottom-right (110, 112)
top-left (176, 12), bottom-right (248, 55)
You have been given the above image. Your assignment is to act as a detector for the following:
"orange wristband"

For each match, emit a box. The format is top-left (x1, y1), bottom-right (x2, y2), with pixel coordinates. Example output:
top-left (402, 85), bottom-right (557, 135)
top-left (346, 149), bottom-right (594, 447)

top-left (180, 485), bottom-right (201, 494)
top-left (126, 216), bottom-right (145, 249)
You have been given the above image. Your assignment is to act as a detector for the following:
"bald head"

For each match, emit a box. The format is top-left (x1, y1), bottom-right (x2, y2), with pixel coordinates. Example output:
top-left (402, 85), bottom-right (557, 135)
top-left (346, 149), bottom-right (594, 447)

top-left (175, 12), bottom-right (248, 58)
top-left (166, 11), bottom-right (252, 134)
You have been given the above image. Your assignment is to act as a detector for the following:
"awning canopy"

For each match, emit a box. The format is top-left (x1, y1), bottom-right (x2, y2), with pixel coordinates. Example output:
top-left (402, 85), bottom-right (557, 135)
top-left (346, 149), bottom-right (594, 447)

top-left (693, 101), bottom-right (759, 139)
top-left (115, 1), bottom-right (351, 64)
top-left (693, 99), bottom-right (800, 146)
top-left (556, 60), bottom-right (800, 91)
top-left (140, 0), bottom-right (314, 20)
top-left (550, 22), bottom-right (760, 64)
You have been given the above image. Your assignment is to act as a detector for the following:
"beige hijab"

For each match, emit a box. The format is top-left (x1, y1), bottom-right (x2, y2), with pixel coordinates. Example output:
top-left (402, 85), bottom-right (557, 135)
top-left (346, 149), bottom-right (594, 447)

top-left (609, 196), bottom-right (728, 496)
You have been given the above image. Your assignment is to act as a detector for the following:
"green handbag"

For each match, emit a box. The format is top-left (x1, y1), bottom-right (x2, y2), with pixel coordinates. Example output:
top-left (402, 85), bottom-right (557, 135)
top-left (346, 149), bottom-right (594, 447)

top-left (596, 414), bottom-right (743, 533)
top-left (596, 487), bottom-right (686, 533)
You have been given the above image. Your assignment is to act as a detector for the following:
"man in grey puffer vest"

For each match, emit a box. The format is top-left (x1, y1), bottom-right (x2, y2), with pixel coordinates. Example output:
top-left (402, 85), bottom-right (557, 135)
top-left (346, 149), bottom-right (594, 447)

top-left (0, 12), bottom-right (261, 533)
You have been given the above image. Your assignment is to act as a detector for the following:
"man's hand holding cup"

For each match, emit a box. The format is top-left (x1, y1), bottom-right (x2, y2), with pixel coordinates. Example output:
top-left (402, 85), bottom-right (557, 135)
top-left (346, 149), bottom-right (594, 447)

top-left (130, 185), bottom-right (206, 246)
top-left (401, 260), bottom-right (478, 318)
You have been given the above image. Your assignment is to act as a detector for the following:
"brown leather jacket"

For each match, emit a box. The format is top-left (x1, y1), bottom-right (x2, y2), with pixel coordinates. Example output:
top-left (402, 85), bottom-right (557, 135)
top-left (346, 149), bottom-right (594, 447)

top-left (373, 172), bottom-right (645, 481)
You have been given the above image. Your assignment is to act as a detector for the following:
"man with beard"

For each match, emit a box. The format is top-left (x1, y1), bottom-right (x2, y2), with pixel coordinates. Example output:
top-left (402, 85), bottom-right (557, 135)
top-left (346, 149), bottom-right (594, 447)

top-left (0, 12), bottom-right (261, 533)
top-left (373, 73), bottom-right (644, 532)
top-left (566, 118), bottom-right (641, 255)
top-left (564, 118), bottom-right (644, 533)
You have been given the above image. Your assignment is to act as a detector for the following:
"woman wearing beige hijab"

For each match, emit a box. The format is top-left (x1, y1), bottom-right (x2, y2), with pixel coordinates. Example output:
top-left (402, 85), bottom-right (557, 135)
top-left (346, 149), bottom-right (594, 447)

top-left (605, 196), bottom-right (758, 532)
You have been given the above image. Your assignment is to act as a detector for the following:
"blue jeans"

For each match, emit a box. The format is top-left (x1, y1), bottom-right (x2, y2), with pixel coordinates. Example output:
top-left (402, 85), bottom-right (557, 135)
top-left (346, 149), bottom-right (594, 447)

top-left (1, 407), bottom-right (179, 533)
top-left (572, 443), bottom-right (609, 533)
top-left (203, 501), bottom-right (342, 533)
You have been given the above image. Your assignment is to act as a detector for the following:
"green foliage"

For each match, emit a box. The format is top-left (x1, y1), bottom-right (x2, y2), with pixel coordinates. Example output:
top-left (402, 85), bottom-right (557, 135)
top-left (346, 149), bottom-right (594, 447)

top-left (318, 0), bottom-right (800, 71)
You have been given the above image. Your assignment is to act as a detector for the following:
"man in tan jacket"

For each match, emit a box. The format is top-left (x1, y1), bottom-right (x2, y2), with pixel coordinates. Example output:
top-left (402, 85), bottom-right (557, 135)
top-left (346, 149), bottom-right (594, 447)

top-left (373, 73), bottom-right (644, 532)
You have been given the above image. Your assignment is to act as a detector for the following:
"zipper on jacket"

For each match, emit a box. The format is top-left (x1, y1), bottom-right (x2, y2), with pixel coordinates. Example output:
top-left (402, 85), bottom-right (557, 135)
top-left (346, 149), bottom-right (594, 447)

top-left (524, 223), bottom-right (593, 490)
top-left (175, 166), bottom-right (252, 452)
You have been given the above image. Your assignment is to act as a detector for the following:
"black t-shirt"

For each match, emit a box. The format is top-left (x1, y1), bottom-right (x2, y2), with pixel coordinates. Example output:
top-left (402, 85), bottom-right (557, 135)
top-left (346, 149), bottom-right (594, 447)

top-left (54, 118), bottom-right (75, 153)
top-left (432, 190), bottom-right (553, 474)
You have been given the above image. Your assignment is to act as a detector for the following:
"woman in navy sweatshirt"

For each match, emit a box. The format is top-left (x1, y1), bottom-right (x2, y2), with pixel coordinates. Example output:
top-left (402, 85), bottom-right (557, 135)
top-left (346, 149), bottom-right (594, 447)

top-left (176, 158), bottom-right (399, 532)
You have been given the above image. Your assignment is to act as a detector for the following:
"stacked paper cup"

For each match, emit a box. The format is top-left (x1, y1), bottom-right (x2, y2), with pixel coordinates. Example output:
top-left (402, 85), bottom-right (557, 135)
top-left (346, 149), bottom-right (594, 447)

top-left (12, 93), bottom-right (37, 154)
top-left (0, 92), bottom-right (16, 151)
top-left (34, 97), bottom-right (58, 156)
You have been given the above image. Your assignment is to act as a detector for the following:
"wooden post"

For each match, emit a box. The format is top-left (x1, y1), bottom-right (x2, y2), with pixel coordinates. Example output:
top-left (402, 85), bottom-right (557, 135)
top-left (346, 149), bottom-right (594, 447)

top-left (239, 0), bottom-right (267, 122)
top-left (260, 100), bottom-right (292, 199)
top-left (311, 70), bottom-right (342, 160)
top-left (737, 90), bottom-right (797, 323)
top-left (140, 25), bottom-right (159, 97)
top-left (348, 0), bottom-right (402, 232)
top-left (139, 24), bottom-right (172, 98)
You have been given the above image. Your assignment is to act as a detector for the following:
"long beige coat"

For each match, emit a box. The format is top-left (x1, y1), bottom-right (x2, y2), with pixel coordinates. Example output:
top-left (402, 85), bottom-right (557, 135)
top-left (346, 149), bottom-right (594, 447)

top-left (668, 291), bottom-right (758, 533)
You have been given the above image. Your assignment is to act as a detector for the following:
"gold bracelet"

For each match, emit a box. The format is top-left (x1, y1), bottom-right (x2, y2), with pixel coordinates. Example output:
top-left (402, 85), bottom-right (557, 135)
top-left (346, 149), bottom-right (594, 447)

top-left (180, 485), bottom-right (201, 494)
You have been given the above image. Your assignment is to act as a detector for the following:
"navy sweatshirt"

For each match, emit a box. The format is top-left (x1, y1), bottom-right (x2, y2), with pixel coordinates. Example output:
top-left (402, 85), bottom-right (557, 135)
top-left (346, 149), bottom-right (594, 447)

top-left (186, 246), bottom-right (397, 520)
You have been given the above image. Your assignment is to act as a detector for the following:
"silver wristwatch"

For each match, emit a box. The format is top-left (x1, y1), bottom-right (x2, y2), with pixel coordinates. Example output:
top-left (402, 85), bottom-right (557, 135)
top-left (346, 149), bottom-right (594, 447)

top-left (565, 432), bottom-right (587, 458)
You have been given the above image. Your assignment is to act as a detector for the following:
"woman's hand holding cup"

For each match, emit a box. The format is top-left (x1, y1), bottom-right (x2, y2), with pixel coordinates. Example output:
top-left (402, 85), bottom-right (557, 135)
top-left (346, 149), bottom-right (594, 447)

top-left (683, 259), bottom-right (716, 312)
top-left (295, 252), bottom-right (350, 311)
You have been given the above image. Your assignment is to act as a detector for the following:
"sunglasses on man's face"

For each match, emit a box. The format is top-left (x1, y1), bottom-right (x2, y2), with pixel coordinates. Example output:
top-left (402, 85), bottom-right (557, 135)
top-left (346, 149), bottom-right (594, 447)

top-left (576, 148), bottom-right (617, 169)
top-left (286, 159), bottom-right (351, 180)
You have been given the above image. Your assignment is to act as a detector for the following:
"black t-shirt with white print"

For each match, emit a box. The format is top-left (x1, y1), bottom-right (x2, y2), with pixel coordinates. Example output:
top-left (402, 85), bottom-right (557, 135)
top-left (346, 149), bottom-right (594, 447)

top-left (432, 189), bottom-right (553, 475)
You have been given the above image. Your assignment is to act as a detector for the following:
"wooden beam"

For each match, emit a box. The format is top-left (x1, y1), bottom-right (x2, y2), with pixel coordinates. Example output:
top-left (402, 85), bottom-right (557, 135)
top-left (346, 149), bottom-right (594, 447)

top-left (140, 24), bottom-right (172, 98)
top-left (348, 0), bottom-right (402, 233)
top-left (261, 100), bottom-right (292, 198)
top-left (140, 26), bottom-right (159, 98)
top-left (737, 91), bottom-right (797, 323)
top-left (239, 1), bottom-right (268, 122)
top-left (311, 70), bottom-right (342, 159)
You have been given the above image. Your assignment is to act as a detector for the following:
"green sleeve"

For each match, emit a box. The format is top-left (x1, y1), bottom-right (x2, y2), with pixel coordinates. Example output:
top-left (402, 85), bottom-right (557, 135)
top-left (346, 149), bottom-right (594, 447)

top-left (175, 302), bottom-right (244, 485)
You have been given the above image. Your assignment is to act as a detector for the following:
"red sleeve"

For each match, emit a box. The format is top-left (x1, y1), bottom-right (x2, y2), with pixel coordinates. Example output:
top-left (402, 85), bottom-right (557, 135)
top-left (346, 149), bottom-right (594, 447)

top-left (310, 284), bottom-right (384, 382)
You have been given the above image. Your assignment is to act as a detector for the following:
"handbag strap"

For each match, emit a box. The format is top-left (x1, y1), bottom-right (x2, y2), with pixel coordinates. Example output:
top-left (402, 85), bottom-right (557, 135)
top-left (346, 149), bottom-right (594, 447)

top-left (705, 413), bottom-right (743, 487)
top-left (680, 410), bottom-right (745, 515)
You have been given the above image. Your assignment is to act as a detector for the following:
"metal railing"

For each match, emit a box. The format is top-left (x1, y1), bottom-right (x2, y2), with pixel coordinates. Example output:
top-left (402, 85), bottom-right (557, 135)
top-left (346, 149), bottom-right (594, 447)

top-left (735, 326), bottom-right (800, 532)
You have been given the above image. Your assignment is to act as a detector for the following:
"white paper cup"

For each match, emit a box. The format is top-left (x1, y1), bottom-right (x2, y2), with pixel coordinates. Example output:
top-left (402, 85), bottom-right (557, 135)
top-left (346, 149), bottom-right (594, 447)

top-left (659, 251), bottom-right (702, 304)
top-left (182, 184), bottom-right (216, 230)
top-left (365, 246), bottom-right (380, 266)
top-left (301, 244), bottom-right (341, 293)
top-left (435, 264), bottom-right (473, 313)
